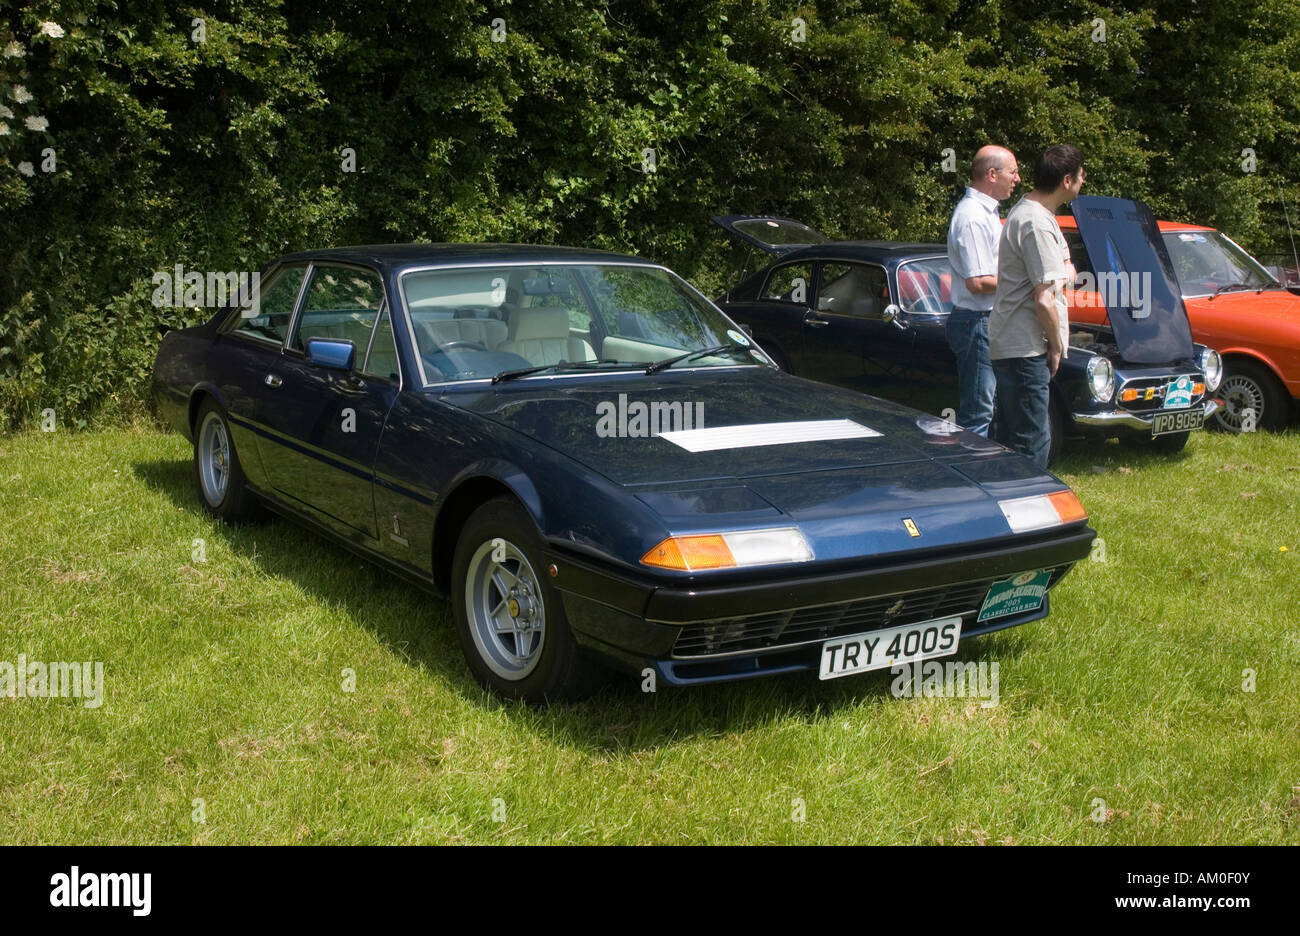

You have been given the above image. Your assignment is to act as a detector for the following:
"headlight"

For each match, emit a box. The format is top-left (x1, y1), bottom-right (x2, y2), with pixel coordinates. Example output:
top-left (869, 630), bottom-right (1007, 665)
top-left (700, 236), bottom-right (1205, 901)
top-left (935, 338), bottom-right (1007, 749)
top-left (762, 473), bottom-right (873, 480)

top-left (641, 527), bottom-right (814, 571)
top-left (998, 491), bottom-right (1088, 533)
top-left (1198, 348), bottom-right (1223, 393)
top-left (1086, 355), bottom-right (1115, 403)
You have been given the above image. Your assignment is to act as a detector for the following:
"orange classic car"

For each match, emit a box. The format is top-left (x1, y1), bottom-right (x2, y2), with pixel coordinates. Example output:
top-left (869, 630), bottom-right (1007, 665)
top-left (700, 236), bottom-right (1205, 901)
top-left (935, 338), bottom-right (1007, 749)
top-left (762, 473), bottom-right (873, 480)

top-left (1059, 216), bottom-right (1300, 432)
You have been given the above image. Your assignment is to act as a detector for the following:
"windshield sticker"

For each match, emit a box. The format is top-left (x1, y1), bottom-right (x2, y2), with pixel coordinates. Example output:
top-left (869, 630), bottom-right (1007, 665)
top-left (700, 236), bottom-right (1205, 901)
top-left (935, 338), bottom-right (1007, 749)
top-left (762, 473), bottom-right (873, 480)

top-left (1164, 375), bottom-right (1194, 409)
top-left (727, 329), bottom-right (751, 347)
top-left (1177, 233), bottom-right (1208, 243)
top-left (659, 418), bottom-right (881, 453)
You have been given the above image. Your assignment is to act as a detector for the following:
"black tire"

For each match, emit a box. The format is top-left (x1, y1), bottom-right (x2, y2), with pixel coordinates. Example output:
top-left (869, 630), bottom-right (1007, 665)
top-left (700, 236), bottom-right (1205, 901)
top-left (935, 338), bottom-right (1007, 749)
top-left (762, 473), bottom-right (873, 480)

top-left (451, 496), bottom-right (605, 702)
top-left (1213, 359), bottom-right (1290, 433)
top-left (1150, 430), bottom-right (1190, 454)
top-left (193, 399), bottom-right (264, 524)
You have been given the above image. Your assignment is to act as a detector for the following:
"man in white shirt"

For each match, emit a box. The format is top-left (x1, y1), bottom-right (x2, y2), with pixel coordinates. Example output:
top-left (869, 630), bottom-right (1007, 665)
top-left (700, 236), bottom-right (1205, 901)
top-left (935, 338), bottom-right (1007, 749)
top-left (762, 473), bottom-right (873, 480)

top-left (945, 145), bottom-right (1020, 437)
top-left (990, 144), bottom-right (1085, 467)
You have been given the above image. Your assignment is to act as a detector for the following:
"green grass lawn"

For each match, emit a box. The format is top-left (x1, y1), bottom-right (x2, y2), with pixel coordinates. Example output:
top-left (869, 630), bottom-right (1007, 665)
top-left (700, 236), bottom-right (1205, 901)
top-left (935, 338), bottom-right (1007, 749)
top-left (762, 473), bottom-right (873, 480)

top-left (1, 425), bottom-right (1297, 844)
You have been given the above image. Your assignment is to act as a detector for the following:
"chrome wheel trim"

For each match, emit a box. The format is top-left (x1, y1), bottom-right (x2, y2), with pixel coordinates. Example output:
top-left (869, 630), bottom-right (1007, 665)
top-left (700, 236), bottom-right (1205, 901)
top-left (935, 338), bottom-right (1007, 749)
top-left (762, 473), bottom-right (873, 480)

top-left (197, 411), bottom-right (231, 506)
top-left (464, 537), bottom-right (546, 681)
top-left (1217, 374), bottom-right (1265, 432)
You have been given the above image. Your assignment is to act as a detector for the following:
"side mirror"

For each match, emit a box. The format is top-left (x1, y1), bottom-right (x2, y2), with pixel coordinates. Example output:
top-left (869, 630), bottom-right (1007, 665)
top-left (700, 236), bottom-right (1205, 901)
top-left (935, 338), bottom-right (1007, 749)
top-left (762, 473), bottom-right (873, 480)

top-left (882, 304), bottom-right (907, 329)
top-left (305, 337), bottom-right (356, 371)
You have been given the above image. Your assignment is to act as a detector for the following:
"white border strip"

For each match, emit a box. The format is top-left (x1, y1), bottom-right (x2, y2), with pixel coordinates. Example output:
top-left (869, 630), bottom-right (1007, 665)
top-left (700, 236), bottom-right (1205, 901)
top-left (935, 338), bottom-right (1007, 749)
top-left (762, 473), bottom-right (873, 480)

top-left (659, 418), bottom-right (881, 453)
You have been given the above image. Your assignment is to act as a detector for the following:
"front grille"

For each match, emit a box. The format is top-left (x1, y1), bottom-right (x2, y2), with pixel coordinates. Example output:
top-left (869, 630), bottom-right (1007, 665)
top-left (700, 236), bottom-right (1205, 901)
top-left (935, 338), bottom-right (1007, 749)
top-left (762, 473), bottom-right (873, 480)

top-left (671, 568), bottom-right (1066, 658)
top-left (1117, 374), bottom-right (1204, 414)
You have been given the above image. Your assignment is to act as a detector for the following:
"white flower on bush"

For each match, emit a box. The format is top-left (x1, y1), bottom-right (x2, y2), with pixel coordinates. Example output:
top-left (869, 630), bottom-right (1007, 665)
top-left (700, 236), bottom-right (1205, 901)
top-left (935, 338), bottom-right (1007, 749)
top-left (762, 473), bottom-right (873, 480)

top-left (25, 115), bottom-right (48, 131)
top-left (0, 105), bottom-right (12, 119)
top-left (0, 123), bottom-right (9, 136)
top-left (39, 22), bottom-right (66, 39)
top-left (3, 40), bottom-right (24, 57)
top-left (12, 85), bottom-right (33, 103)
top-left (17, 161), bottom-right (35, 176)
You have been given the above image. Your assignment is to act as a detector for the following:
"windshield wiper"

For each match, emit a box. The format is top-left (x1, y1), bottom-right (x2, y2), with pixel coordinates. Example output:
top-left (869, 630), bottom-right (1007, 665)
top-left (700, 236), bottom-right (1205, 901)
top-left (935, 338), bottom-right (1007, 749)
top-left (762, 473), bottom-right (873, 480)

top-left (1210, 282), bottom-right (1253, 298)
top-left (644, 343), bottom-right (752, 375)
top-left (491, 359), bottom-right (624, 384)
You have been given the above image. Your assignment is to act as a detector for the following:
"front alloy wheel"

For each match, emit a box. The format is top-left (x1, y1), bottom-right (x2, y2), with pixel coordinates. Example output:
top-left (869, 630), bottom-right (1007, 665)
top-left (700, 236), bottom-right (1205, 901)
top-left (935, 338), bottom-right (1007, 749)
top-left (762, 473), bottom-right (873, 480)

top-left (1214, 360), bottom-right (1289, 433)
top-left (463, 536), bottom-right (547, 681)
top-left (451, 496), bottom-right (604, 702)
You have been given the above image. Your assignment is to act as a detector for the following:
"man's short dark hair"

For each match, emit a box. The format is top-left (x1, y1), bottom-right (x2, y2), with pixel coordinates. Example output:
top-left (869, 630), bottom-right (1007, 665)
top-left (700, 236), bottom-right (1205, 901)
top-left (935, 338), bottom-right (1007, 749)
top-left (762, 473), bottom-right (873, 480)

top-left (1033, 144), bottom-right (1085, 192)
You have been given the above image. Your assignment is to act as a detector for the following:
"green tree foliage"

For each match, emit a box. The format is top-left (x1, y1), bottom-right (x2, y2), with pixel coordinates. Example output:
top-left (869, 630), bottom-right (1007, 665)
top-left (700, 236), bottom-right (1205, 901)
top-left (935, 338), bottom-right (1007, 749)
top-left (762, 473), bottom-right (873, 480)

top-left (2, 0), bottom-right (1298, 429)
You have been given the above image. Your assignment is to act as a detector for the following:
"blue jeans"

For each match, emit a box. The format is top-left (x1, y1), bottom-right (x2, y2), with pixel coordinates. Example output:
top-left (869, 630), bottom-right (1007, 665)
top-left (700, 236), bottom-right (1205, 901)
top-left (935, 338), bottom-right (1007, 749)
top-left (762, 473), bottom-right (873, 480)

top-left (945, 308), bottom-right (995, 437)
top-left (993, 354), bottom-right (1052, 468)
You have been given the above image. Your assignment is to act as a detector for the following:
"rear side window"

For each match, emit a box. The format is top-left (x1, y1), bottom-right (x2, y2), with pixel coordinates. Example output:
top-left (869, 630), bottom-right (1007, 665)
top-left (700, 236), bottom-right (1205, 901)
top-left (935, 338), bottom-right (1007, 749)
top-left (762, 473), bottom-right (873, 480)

top-left (290, 265), bottom-right (386, 354)
top-left (228, 266), bottom-right (304, 345)
top-left (762, 262), bottom-right (814, 304)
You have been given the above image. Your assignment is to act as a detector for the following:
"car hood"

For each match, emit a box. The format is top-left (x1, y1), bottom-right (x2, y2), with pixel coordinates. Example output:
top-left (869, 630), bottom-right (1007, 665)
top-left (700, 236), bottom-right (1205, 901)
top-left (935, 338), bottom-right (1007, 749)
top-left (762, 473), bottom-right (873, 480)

top-left (445, 369), bottom-right (1068, 555)
top-left (1070, 195), bottom-right (1197, 363)
top-left (450, 368), bottom-right (1005, 483)
top-left (1185, 287), bottom-right (1300, 321)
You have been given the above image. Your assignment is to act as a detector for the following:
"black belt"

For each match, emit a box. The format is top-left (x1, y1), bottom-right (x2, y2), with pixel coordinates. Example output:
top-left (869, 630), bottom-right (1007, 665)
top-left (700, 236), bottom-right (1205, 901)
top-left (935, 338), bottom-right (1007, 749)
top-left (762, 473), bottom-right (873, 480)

top-left (952, 307), bottom-right (991, 315)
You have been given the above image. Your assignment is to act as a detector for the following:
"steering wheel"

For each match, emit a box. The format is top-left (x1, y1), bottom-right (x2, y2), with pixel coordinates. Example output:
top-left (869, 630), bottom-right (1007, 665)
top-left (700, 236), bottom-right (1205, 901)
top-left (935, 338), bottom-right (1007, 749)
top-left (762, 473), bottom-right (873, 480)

top-left (438, 340), bottom-right (488, 353)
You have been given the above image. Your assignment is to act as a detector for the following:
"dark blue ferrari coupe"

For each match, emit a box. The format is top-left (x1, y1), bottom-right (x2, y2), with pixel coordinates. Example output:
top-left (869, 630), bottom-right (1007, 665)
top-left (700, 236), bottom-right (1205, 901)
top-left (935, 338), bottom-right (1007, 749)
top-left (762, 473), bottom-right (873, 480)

top-left (152, 245), bottom-right (1096, 701)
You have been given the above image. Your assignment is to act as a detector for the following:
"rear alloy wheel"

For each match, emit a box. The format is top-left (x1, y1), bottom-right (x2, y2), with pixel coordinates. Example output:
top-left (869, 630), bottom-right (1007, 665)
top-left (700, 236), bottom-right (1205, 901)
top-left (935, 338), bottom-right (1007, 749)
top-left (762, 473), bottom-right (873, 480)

top-left (1213, 360), bottom-right (1290, 433)
top-left (193, 400), bottom-right (262, 523)
top-left (451, 497), bottom-right (603, 702)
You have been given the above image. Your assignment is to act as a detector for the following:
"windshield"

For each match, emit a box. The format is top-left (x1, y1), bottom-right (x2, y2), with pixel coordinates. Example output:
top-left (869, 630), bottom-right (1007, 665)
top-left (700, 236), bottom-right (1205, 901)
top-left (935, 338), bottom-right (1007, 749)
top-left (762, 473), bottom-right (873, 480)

top-left (400, 263), bottom-right (760, 383)
top-left (894, 257), bottom-right (955, 315)
top-left (1161, 230), bottom-right (1279, 297)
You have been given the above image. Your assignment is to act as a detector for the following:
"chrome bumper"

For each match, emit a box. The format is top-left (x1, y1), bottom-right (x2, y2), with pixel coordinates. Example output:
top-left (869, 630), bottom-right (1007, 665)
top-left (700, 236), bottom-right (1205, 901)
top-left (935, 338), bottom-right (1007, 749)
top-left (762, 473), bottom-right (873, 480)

top-left (1072, 398), bottom-right (1220, 430)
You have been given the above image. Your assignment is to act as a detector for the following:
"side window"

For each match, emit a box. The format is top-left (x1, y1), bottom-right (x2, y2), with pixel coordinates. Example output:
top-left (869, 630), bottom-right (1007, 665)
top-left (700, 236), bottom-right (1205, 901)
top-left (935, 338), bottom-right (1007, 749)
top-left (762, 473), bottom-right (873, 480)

top-left (1064, 233), bottom-right (1094, 282)
top-left (361, 303), bottom-right (400, 382)
top-left (290, 265), bottom-right (386, 357)
top-left (817, 263), bottom-right (887, 317)
top-left (228, 266), bottom-right (304, 345)
top-left (762, 262), bottom-right (814, 304)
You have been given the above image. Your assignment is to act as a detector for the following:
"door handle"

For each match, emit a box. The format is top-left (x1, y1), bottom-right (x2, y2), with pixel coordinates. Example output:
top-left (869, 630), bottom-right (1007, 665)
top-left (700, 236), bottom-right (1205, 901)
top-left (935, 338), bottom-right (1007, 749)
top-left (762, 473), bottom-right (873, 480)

top-left (805, 316), bottom-right (830, 329)
top-left (264, 373), bottom-right (283, 388)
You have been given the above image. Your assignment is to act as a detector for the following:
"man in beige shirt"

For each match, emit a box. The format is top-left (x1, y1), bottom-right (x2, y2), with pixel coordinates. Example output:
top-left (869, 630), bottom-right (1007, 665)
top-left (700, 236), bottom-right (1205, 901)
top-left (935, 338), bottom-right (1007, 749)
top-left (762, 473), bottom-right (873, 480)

top-left (990, 144), bottom-right (1085, 466)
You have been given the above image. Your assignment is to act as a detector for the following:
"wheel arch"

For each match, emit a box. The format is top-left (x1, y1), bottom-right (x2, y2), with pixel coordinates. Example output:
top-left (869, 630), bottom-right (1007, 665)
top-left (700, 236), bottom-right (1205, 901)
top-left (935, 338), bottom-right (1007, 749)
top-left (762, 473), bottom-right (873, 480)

top-left (431, 466), bottom-right (545, 595)
top-left (187, 382), bottom-right (231, 437)
top-left (1217, 348), bottom-right (1288, 388)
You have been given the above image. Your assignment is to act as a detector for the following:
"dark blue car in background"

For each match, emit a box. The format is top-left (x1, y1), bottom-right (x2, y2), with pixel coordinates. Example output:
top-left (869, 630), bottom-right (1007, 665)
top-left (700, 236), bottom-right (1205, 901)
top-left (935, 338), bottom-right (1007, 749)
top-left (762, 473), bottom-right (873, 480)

top-left (712, 202), bottom-right (1224, 463)
top-left (153, 245), bottom-right (1096, 701)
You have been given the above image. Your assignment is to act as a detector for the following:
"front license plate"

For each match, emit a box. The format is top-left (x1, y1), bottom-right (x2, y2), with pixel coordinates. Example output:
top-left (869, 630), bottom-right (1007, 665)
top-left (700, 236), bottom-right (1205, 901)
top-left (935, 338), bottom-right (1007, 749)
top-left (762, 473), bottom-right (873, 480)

top-left (1151, 406), bottom-right (1204, 436)
top-left (819, 616), bottom-right (962, 681)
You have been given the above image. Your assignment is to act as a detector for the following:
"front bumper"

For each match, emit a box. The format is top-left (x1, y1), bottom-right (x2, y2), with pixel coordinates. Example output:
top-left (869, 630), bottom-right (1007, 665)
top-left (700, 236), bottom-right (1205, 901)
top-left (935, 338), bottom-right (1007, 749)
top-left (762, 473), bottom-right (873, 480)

top-left (1072, 397), bottom-right (1220, 431)
top-left (544, 523), bottom-right (1095, 685)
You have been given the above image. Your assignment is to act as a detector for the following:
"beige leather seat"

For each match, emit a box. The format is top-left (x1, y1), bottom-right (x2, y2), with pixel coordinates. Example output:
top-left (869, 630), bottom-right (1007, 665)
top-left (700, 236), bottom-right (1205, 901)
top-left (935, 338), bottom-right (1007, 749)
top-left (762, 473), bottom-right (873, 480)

top-left (415, 317), bottom-right (508, 351)
top-left (498, 307), bottom-right (595, 366)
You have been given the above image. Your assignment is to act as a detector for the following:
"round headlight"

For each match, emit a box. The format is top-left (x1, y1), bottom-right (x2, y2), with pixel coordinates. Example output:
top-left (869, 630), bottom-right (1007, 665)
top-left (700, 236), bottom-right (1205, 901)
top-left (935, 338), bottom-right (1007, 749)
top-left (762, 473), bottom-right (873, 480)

top-left (1198, 348), bottom-right (1223, 393)
top-left (1086, 355), bottom-right (1115, 403)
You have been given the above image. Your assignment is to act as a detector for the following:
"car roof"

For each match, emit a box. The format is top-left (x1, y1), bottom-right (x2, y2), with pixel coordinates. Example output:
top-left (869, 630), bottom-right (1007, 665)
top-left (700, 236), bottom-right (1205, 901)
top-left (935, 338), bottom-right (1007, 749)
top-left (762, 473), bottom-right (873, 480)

top-left (1055, 215), bottom-right (1215, 234)
top-left (775, 241), bottom-right (947, 263)
top-left (274, 243), bottom-right (654, 271)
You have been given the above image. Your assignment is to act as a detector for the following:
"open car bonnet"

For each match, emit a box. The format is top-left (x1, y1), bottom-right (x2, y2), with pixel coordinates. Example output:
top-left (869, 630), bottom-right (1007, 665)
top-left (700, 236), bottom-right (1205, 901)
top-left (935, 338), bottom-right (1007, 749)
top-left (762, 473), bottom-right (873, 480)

top-left (711, 215), bottom-right (830, 256)
top-left (1069, 195), bottom-right (1196, 363)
